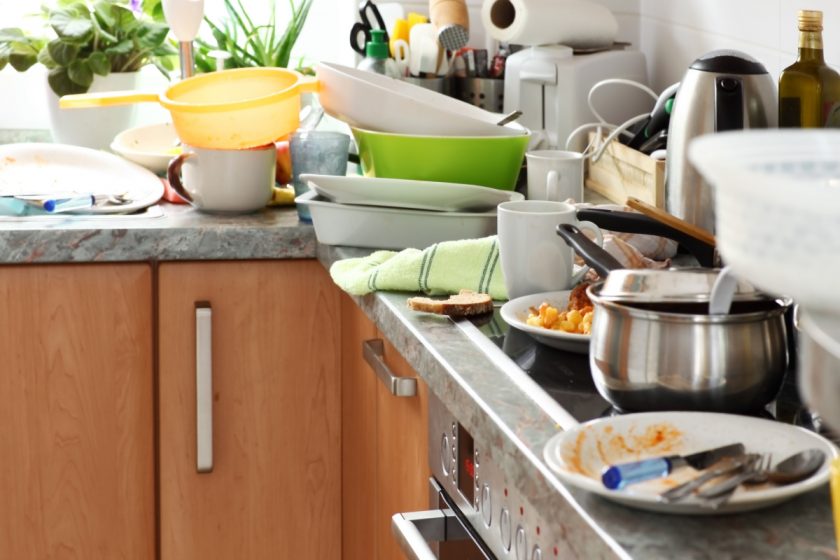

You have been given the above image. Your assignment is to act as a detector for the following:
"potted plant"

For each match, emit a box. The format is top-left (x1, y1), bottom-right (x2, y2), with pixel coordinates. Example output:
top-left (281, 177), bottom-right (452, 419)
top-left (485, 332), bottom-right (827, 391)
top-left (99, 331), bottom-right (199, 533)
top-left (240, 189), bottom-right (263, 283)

top-left (0, 0), bottom-right (176, 149)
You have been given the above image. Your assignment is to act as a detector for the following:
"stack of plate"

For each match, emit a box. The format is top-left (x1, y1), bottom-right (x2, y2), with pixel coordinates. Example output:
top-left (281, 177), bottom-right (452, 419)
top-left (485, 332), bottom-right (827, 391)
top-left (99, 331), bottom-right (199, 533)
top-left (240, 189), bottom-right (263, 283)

top-left (296, 174), bottom-right (524, 250)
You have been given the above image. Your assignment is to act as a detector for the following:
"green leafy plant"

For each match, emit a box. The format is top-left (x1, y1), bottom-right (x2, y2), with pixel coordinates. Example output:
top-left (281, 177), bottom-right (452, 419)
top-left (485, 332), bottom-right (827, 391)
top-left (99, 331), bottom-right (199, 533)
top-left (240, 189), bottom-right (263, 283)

top-left (0, 0), bottom-right (176, 97)
top-left (193, 0), bottom-right (313, 73)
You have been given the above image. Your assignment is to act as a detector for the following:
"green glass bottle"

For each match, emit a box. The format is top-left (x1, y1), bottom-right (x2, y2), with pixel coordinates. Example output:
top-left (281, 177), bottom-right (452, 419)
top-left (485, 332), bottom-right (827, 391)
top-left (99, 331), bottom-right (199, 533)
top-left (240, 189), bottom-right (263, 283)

top-left (779, 10), bottom-right (840, 128)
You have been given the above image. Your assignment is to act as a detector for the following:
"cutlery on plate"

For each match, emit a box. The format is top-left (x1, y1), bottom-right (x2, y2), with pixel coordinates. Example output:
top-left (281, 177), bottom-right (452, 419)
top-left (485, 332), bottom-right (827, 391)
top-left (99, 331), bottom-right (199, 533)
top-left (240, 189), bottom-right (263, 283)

top-left (658, 453), bottom-right (757, 503)
top-left (696, 448), bottom-right (826, 509)
top-left (601, 442), bottom-right (745, 490)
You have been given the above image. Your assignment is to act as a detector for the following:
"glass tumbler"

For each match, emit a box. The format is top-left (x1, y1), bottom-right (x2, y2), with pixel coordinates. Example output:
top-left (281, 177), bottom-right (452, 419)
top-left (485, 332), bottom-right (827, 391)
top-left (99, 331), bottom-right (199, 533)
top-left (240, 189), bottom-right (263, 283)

top-left (290, 130), bottom-right (351, 222)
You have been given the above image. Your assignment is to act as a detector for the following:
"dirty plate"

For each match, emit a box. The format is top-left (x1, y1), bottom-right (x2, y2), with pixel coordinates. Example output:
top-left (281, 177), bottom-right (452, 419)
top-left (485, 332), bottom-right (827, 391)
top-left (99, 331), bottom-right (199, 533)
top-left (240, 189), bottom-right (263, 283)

top-left (500, 290), bottom-right (590, 354)
top-left (543, 412), bottom-right (839, 514)
top-left (301, 173), bottom-right (524, 212)
top-left (0, 143), bottom-right (164, 214)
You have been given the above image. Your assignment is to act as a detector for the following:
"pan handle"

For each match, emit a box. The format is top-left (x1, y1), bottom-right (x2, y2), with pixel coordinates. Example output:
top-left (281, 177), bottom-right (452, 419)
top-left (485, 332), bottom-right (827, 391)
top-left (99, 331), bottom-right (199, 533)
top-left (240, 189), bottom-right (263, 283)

top-left (576, 208), bottom-right (717, 268)
top-left (59, 90), bottom-right (161, 109)
top-left (556, 223), bottom-right (624, 278)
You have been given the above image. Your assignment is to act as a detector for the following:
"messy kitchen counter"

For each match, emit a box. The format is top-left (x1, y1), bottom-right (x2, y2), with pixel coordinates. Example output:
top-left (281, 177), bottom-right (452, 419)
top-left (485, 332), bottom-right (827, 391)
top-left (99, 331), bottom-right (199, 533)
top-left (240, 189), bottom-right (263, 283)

top-left (0, 198), bottom-right (831, 556)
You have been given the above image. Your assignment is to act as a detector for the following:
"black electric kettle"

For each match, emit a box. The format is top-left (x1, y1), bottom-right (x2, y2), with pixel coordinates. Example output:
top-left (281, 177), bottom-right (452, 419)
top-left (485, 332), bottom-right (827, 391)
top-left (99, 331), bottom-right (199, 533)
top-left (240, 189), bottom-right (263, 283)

top-left (665, 50), bottom-right (777, 233)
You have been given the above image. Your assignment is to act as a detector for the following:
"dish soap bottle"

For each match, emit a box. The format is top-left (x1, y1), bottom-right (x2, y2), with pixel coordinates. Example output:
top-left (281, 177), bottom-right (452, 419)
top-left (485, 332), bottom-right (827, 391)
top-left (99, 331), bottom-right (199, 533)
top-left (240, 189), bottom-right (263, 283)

top-left (357, 29), bottom-right (402, 78)
top-left (779, 10), bottom-right (840, 127)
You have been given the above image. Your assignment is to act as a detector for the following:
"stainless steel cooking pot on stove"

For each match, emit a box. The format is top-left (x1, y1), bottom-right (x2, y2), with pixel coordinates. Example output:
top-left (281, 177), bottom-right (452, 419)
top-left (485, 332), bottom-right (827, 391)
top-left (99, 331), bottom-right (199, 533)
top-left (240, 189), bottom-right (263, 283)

top-left (556, 223), bottom-right (792, 413)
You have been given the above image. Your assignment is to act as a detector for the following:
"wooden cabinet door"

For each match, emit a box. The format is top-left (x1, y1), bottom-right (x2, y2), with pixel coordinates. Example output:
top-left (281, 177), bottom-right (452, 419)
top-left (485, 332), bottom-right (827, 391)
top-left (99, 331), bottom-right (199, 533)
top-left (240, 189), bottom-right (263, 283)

top-left (340, 294), bottom-right (378, 560)
top-left (0, 264), bottom-right (154, 560)
top-left (158, 260), bottom-right (341, 560)
top-left (374, 336), bottom-right (430, 560)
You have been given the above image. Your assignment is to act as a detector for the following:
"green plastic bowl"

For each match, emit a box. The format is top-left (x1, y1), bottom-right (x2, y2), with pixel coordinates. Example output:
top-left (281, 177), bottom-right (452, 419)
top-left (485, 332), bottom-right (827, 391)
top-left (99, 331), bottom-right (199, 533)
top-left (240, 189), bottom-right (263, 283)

top-left (351, 127), bottom-right (530, 190)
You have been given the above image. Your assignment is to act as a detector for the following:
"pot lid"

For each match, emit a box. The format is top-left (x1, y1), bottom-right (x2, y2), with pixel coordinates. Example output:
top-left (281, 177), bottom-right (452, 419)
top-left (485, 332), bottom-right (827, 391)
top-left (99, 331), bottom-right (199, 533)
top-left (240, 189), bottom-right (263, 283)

top-left (595, 268), bottom-right (769, 304)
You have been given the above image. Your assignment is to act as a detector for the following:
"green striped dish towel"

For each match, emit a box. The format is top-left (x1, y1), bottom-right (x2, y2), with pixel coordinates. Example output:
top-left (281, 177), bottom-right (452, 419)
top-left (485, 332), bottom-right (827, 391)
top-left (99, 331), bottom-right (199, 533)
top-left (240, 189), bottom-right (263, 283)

top-left (329, 236), bottom-right (507, 301)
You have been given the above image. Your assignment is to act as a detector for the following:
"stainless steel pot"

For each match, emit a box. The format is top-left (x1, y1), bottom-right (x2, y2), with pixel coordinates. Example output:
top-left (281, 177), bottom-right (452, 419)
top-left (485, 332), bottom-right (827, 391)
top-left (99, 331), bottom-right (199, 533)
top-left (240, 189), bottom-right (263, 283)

top-left (556, 223), bottom-right (791, 413)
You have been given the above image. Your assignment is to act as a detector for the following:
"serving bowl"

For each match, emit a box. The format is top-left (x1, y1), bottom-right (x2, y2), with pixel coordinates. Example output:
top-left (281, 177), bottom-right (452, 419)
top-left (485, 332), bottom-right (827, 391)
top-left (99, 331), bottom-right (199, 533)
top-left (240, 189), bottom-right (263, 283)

top-left (111, 122), bottom-right (180, 174)
top-left (316, 61), bottom-right (524, 137)
top-left (690, 129), bottom-right (840, 312)
top-left (351, 126), bottom-right (530, 190)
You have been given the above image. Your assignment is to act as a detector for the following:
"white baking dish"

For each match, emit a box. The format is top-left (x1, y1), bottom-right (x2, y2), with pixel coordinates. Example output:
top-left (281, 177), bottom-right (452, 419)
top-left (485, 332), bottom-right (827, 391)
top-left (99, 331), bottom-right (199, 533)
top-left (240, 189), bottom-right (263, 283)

top-left (295, 190), bottom-right (498, 250)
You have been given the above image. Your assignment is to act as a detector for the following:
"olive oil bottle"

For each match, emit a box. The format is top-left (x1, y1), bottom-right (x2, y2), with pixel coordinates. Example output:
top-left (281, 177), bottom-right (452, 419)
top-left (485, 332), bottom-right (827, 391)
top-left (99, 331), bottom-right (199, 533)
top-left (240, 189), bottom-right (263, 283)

top-left (779, 10), bottom-right (840, 127)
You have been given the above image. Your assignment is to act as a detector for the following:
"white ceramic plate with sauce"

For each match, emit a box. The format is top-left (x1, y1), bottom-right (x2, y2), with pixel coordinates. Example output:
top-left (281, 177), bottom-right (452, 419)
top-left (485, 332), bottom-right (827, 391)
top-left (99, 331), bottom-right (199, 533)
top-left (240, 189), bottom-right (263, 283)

top-left (301, 173), bottom-right (524, 212)
top-left (543, 411), bottom-right (839, 515)
top-left (0, 143), bottom-right (164, 214)
top-left (500, 290), bottom-right (590, 354)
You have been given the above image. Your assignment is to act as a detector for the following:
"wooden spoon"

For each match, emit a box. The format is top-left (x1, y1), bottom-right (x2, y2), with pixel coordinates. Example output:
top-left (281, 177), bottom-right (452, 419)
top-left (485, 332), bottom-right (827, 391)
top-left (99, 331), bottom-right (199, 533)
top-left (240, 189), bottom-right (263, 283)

top-left (626, 196), bottom-right (716, 248)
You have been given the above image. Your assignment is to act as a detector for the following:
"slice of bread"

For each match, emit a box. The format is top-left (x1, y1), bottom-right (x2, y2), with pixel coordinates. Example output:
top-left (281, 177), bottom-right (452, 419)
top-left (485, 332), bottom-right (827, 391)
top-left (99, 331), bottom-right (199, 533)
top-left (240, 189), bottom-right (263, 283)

top-left (407, 289), bottom-right (493, 317)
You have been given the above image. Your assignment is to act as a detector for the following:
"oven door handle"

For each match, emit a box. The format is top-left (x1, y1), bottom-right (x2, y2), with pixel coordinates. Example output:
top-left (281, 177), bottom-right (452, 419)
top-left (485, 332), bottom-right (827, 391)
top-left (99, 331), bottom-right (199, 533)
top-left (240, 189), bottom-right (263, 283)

top-left (392, 509), bottom-right (469, 560)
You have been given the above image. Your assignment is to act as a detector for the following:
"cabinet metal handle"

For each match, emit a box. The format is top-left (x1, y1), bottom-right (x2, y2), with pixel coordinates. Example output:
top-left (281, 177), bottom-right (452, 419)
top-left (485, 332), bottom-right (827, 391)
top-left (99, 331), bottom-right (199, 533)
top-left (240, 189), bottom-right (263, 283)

top-left (362, 339), bottom-right (417, 397)
top-left (196, 303), bottom-right (213, 473)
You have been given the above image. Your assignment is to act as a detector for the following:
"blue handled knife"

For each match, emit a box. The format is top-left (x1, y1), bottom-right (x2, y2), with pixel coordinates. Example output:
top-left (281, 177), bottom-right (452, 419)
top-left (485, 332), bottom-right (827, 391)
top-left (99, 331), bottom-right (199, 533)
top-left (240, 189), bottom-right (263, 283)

top-left (601, 443), bottom-right (746, 490)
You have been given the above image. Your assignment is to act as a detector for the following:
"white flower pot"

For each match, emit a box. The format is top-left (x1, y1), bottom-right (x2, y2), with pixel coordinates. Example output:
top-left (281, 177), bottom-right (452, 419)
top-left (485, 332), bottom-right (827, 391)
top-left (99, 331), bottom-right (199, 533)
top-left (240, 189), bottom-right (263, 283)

top-left (46, 71), bottom-right (141, 151)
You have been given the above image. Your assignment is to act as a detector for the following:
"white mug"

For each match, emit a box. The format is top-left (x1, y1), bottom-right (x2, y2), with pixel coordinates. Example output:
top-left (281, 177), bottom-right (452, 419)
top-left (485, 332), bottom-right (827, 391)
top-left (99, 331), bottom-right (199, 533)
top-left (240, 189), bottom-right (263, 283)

top-left (498, 200), bottom-right (604, 300)
top-left (168, 143), bottom-right (276, 214)
top-left (526, 150), bottom-right (584, 202)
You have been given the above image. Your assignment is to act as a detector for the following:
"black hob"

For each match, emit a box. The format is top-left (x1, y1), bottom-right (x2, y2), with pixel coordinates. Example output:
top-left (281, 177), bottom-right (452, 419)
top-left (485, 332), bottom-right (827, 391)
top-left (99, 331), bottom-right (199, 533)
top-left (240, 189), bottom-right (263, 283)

top-left (470, 307), bottom-right (837, 441)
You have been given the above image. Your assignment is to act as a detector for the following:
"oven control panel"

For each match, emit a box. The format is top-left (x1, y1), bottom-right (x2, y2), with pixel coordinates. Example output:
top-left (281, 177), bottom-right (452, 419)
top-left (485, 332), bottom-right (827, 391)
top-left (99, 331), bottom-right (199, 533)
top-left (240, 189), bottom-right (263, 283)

top-left (430, 394), bottom-right (558, 559)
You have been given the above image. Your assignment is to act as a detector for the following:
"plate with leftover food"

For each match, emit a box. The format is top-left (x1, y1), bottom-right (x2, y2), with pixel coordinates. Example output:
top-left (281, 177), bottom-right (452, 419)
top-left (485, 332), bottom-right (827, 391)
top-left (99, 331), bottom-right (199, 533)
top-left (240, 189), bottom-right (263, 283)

top-left (543, 411), bottom-right (838, 514)
top-left (499, 285), bottom-right (592, 353)
top-left (0, 143), bottom-right (164, 214)
top-left (301, 173), bottom-right (524, 212)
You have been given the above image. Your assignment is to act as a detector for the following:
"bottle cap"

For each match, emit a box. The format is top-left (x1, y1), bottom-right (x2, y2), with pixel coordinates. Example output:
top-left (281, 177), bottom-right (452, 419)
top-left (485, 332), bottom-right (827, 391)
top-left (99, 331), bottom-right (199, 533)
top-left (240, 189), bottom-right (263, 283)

top-left (365, 29), bottom-right (390, 59)
top-left (798, 10), bottom-right (823, 32)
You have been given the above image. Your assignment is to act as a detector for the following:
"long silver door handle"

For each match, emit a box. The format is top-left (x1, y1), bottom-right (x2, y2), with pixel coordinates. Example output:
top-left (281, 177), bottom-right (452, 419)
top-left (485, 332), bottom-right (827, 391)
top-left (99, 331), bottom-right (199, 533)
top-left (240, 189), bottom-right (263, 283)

top-left (391, 510), bottom-right (469, 560)
top-left (362, 339), bottom-right (417, 397)
top-left (196, 303), bottom-right (213, 473)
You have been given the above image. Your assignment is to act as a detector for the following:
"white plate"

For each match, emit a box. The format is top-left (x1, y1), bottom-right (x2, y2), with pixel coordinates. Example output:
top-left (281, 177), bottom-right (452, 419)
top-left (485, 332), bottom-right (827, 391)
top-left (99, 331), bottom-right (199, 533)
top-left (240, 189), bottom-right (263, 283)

top-left (500, 290), bottom-right (590, 354)
top-left (0, 143), bottom-right (164, 214)
top-left (543, 411), bottom-right (839, 515)
top-left (111, 122), bottom-right (180, 175)
top-left (301, 173), bottom-right (524, 212)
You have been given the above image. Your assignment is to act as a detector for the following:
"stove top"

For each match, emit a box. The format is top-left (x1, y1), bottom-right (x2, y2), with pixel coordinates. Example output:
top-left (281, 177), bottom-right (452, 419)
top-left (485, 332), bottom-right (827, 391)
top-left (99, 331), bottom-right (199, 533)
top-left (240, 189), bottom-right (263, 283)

top-left (469, 307), bottom-right (838, 441)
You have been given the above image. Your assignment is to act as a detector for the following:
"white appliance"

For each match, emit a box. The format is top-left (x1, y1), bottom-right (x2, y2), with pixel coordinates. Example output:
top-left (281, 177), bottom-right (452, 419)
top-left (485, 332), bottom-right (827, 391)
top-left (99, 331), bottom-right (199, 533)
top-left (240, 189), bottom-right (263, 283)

top-left (503, 45), bottom-right (650, 150)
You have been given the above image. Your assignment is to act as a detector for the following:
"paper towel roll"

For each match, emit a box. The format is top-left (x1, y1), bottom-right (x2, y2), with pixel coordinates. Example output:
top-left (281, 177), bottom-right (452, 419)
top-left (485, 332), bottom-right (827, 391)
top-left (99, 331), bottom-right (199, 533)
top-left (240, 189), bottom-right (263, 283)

top-left (481, 0), bottom-right (618, 48)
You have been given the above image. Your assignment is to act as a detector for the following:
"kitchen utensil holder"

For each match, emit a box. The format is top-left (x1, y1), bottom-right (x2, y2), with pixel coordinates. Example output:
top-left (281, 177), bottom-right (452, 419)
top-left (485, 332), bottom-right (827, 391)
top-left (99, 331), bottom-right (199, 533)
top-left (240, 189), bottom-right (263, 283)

top-left (585, 131), bottom-right (665, 208)
top-left (403, 76), bottom-right (451, 96)
top-left (451, 78), bottom-right (504, 113)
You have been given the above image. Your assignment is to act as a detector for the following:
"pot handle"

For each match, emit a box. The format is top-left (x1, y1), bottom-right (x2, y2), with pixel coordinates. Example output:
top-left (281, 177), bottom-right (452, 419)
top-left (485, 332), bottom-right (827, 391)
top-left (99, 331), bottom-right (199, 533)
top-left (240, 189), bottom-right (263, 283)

top-left (556, 223), bottom-right (623, 278)
top-left (576, 208), bottom-right (717, 268)
top-left (167, 152), bottom-right (195, 204)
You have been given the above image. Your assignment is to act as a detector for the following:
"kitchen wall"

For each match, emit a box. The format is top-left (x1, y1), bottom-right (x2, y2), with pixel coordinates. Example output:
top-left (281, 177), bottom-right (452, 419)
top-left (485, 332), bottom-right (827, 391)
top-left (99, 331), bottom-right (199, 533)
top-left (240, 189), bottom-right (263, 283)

top-left (4, 0), bottom-right (840, 128)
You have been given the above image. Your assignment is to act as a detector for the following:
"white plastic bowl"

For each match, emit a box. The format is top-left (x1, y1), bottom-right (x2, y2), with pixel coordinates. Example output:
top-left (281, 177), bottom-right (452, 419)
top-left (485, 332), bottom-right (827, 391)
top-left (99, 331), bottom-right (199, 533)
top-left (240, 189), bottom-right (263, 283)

top-left (315, 61), bottom-right (524, 137)
top-left (689, 129), bottom-right (840, 312)
top-left (111, 122), bottom-right (180, 174)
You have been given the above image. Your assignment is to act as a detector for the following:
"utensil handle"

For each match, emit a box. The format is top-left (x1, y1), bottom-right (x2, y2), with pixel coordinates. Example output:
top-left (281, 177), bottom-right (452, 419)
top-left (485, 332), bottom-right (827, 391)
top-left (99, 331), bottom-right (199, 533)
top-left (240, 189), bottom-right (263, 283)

top-left (626, 196), bottom-right (717, 248)
top-left (196, 303), bottom-right (213, 473)
top-left (59, 90), bottom-right (160, 109)
top-left (659, 460), bottom-right (745, 503)
top-left (601, 457), bottom-right (673, 490)
top-left (363, 339), bottom-right (417, 397)
top-left (556, 223), bottom-right (623, 278)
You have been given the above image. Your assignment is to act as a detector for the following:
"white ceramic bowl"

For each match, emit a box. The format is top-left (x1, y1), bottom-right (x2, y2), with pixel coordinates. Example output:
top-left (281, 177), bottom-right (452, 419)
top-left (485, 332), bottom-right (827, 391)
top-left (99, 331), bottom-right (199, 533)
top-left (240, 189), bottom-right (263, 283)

top-left (315, 61), bottom-right (524, 137)
top-left (689, 129), bottom-right (840, 312)
top-left (111, 122), bottom-right (180, 174)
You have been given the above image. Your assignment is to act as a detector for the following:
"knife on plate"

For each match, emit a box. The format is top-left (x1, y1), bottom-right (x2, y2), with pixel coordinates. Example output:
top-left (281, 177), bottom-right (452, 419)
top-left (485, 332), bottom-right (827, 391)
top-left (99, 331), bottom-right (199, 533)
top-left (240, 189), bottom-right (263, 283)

top-left (601, 443), bottom-right (746, 490)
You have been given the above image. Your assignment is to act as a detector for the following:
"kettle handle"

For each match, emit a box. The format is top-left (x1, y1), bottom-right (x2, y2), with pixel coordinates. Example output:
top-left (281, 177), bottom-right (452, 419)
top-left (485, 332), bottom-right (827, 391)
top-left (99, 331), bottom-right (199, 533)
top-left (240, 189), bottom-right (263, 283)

top-left (715, 77), bottom-right (744, 132)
